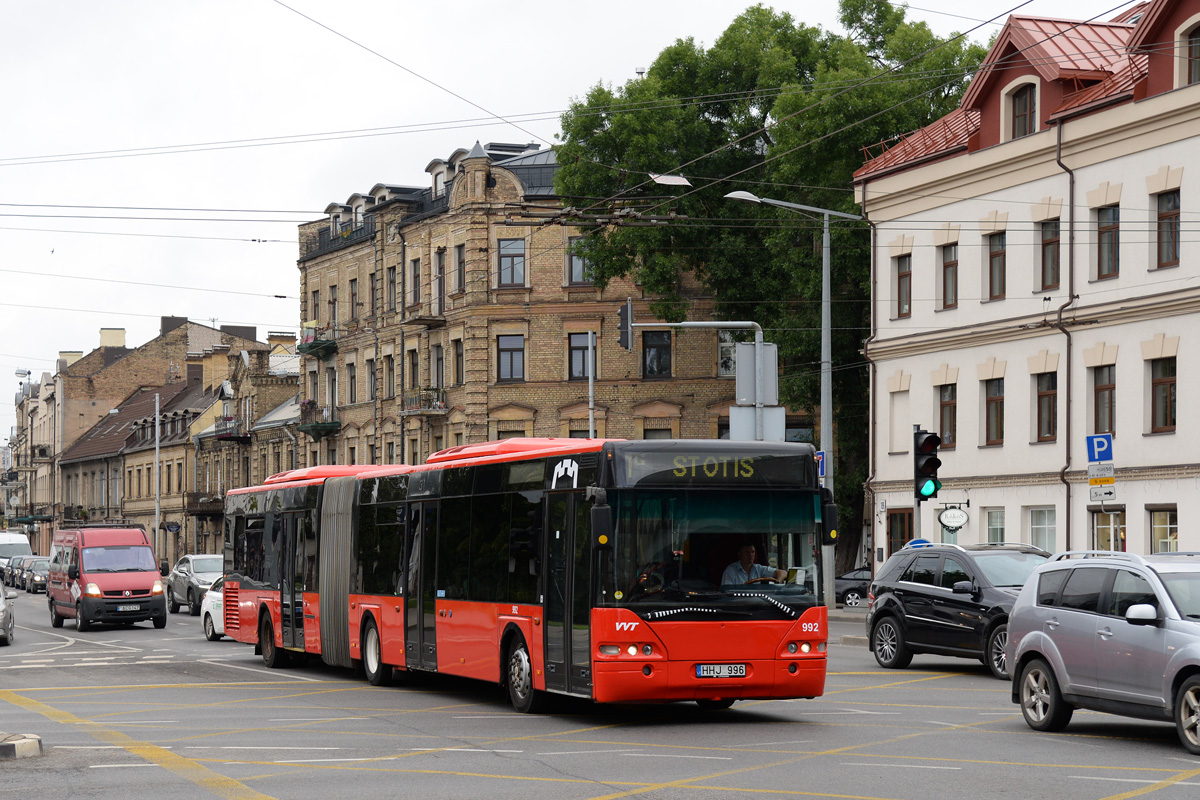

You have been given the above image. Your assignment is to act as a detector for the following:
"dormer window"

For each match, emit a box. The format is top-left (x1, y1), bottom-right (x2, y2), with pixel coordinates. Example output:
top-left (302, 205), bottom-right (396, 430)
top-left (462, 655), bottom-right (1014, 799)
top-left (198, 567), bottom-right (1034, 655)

top-left (1012, 84), bottom-right (1036, 139)
top-left (434, 171), bottom-right (445, 197)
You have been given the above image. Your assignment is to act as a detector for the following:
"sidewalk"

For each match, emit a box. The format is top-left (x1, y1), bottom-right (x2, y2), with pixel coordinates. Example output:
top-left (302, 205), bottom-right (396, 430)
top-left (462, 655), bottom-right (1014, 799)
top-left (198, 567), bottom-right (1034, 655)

top-left (828, 604), bottom-right (869, 646)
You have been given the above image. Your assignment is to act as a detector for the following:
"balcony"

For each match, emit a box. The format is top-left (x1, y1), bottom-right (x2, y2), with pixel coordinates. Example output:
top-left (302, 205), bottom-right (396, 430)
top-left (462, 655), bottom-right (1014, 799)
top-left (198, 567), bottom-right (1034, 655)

top-left (298, 324), bottom-right (339, 360)
top-left (185, 492), bottom-right (225, 517)
top-left (300, 215), bottom-right (376, 260)
top-left (400, 387), bottom-right (448, 416)
top-left (214, 416), bottom-right (251, 443)
top-left (297, 403), bottom-right (341, 440)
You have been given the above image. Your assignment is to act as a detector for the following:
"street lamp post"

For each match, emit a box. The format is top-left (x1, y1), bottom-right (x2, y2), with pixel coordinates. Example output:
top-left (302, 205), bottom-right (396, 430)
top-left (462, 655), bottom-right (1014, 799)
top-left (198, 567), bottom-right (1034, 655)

top-left (725, 190), bottom-right (862, 606)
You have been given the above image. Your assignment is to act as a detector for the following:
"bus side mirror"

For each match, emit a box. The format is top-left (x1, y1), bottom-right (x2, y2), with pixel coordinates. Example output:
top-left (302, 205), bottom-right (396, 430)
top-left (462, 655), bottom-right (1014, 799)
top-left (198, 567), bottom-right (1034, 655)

top-left (591, 504), bottom-right (613, 551)
top-left (819, 487), bottom-right (838, 546)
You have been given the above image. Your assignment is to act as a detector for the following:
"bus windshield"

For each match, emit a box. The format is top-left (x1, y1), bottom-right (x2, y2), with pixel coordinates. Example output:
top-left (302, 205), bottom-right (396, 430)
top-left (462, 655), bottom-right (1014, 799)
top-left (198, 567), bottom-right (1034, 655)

top-left (81, 545), bottom-right (158, 573)
top-left (608, 488), bottom-right (819, 615)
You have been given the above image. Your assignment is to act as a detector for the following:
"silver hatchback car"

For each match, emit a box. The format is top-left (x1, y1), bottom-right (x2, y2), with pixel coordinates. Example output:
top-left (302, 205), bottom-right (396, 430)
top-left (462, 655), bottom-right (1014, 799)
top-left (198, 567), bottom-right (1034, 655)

top-left (1008, 551), bottom-right (1200, 754)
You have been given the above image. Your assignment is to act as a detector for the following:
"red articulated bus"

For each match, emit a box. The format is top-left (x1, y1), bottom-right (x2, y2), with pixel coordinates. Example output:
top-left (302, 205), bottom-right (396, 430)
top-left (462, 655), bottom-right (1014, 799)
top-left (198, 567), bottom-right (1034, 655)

top-left (223, 438), bottom-right (837, 712)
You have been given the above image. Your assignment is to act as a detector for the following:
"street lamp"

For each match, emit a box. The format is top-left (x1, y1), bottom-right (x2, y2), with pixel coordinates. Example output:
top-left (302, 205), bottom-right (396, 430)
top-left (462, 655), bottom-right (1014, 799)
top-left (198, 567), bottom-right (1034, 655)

top-left (725, 190), bottom-right (862, 605)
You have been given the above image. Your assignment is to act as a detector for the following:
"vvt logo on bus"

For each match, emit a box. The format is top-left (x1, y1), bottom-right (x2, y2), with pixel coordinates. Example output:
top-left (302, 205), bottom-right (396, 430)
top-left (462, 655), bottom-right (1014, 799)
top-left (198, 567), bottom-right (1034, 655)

top-left (551, 459), bottom-right (579, 488)
top-left (615, 621), bottom-right (639, 632)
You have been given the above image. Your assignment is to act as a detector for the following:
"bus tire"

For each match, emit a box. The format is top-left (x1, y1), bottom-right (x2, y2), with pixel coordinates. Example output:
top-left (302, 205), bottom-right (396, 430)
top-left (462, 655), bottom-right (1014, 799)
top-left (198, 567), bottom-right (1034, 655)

top-left (362, 618), bottom-right (392, 686)
top-left (260, 614), bottom-right (289, 668)
top-left (506, 636), bottom-right (548, 714)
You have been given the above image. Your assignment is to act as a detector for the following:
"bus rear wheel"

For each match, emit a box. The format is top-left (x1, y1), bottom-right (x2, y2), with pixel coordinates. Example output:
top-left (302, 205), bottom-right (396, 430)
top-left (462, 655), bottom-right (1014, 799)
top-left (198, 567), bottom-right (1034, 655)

top-left (260, 615), bottom-right (289, 668)
top-left (506, 637), bottom-right (548, 714)
top-left (362, 618), bottom-right (392, 686)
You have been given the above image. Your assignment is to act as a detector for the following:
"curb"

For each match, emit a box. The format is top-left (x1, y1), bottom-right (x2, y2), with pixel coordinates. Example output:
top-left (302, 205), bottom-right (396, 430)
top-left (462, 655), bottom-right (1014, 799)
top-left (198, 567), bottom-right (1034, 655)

top-left (0, 733), bottom-right (43, 760)
top-left (839, 635), bottom-right (869, 647)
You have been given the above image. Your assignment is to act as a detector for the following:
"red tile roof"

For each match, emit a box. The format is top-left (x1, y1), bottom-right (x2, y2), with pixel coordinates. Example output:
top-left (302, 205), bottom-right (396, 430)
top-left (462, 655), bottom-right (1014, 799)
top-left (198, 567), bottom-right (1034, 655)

top-left (1050, 52), bottom-right (1149, 118)
top-left (853, 108), bottom-right (979, 180)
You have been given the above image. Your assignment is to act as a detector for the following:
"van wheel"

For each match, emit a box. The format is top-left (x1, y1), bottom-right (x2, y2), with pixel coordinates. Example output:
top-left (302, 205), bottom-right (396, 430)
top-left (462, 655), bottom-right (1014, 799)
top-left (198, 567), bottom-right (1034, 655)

top-left (260, 615), bottom-right (289, 668)
top-left (49, 601), bottom-right (64, 628)
top-left (362, 618), bottom-right (392, 686)
top-left (76, 604), bottom-right (92, 632)
top-left (1019, 658), bottom-right (1073, 732)
top-left (506, 636), bottom-right (548, 713)
top-left (1175, 675), bottom-right (1200, 755)
top-left (153, 615), bottom-right (167, 629)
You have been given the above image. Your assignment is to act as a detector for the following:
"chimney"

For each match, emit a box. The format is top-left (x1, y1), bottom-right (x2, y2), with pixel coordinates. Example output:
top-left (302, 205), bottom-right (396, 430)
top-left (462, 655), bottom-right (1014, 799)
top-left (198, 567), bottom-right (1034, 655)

top-left (267, 331), bottom-right (296, 351)
top-left (57, 351), bottom-right (84, 372)
top-left (99, 328), bottom-right (126, 348)
top-left (160, 316), bottom-right (188, 336)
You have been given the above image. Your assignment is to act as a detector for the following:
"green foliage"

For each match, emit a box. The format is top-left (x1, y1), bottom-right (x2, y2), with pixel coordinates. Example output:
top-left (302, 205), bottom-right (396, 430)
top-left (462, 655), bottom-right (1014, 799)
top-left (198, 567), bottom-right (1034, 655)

top-left (555, 1), bottom-right (985, 558)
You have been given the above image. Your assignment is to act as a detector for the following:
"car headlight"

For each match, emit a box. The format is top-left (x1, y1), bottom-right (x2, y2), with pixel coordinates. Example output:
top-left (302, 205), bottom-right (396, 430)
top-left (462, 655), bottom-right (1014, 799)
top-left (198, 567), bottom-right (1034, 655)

top-left (151, 580), bottom-right (164, 595)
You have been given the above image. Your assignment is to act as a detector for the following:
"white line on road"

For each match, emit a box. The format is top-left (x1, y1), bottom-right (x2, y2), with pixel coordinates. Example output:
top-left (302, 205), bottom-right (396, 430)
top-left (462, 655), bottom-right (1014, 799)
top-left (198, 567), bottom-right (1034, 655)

top-left (624, 754), bottom-right (732, 760)
top-left (274, 757), bottom-right (395, 764)
top-left (842, 763), bottom-right (961, 770)
top-left (89, 764), bottom-right (161, 769)
top-left (452, 715), bottom-right (551, 720)
top-left (184, 746), bottom-right (344, 751)
top-left (538, 749), bottom-right (641, 756)
top-left (268, 717), bottom-right (367, 722)
top-left (731, 741), bottom-right (815, 747)
top-left (93, 720), bottom-right (177, 725)
top-left (1070, 776), bottom-right (1200, 786)
top-left (196, 659), bottom-right (322, 681)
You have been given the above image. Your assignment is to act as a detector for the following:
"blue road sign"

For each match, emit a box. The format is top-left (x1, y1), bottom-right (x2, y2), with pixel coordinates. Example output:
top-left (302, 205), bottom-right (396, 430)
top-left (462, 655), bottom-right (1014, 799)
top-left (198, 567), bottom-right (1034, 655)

top-left (1086, 433), bottom-right (1113, 463)
top-left (816, 450), bottom-right (826, 478)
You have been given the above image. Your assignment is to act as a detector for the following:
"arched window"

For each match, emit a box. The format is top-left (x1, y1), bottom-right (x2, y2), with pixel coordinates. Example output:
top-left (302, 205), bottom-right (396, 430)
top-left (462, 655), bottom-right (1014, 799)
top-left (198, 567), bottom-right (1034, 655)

top-left (1012, 84), bottom-right (1036, 139)
top-left (1190, 28), bottom-right (1200, 85)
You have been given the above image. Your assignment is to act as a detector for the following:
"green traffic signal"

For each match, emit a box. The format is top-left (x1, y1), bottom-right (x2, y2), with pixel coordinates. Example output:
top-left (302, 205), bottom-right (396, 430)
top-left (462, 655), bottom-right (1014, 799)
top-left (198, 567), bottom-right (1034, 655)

top-left (913, 429), bottom-right (943, 502)
top-left (918, 477), bottom-right (942, 498)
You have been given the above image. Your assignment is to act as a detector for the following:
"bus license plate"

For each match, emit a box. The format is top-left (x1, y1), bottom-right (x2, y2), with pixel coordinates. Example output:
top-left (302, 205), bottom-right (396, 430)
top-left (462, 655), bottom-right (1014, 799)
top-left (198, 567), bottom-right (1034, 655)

top-left (696, 663), bottom-right (746, 678)
top-left (117, 604), bottom-right (141, 612)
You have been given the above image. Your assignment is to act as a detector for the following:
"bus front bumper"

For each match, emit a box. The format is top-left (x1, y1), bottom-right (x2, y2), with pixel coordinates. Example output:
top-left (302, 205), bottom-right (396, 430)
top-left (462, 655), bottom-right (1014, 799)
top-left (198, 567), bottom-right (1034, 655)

top-left (591, 656), bottom-right (826, 704)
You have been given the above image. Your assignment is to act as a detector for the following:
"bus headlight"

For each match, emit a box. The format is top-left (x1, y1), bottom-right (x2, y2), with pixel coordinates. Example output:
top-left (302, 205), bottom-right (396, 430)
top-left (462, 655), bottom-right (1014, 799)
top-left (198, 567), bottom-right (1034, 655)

top-left (599, 645), bottom-right (620, 655)
top-left (800, 642), bottom-right (812, 654)
top-left (787, 642), bottom-right (798, 654)
top-left (641, 645), bottom-right (653, 656)
top-left (627, 644), bottom-right (638, 656)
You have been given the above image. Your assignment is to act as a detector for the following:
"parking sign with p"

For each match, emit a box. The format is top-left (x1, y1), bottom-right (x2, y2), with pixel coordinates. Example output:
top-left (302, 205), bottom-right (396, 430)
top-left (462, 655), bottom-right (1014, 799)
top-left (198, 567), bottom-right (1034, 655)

top-left (1087, 433), bottom-right (1113, 463)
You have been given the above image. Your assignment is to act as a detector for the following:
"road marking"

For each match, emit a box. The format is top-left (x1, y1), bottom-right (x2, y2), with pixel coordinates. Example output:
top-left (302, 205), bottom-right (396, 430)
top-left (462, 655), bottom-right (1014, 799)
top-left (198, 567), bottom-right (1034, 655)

top-left (538, 749), bottom-right (641, 756)
top-left (731, 741), bottom-right (815, 747)
top-left (452, 715), bottom-right (551, 719)
top-left (624, 754), bottom-right (732, 761)
top-left (185, 747), bottom-right (343, 751)
top-left (843, 762), bottom-right (961, 770)
top-left (268, 717), bottom-right (367, 721)
top-left (197, 659), bottom-right (321, 681)
top-left (90, 764), bottom-right (160, 769)
top-left (1070, 776), bottom-right (1200, 787)
top-left (0, 690), bottom-right (276, 800)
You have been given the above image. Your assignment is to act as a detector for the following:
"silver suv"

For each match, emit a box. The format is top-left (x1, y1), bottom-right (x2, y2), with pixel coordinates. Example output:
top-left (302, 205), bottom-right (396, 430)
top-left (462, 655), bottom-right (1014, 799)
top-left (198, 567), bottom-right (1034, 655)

top-left (1008, 551), bottom-right (1200, 754)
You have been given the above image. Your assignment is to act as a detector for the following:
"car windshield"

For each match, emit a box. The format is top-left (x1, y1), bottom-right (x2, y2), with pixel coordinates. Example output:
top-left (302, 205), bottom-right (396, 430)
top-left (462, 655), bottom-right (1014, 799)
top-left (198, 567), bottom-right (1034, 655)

top-left (81, 545), bottom-right (157, 572)
top-left (28, 558), bottom-right (49, 572)
top-left (1159, 572), bottom-right (1200, 619)
top-left (193, 556), bottom-right (223, 574)
top-left (971, 550), bottom-right (1049, 588)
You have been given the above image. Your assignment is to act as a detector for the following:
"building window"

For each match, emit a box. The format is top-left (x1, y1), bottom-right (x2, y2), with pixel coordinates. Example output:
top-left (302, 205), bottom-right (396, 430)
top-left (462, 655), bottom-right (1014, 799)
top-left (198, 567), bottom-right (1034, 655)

top-left (435, 250), bottom-right (446, 314)
top-left (1098, 206), bottom-right (1119, 279)
top-left (409, 439), bottom-right (420, 465)
top-left (498, 239), bottom-right (525, 287)
top-left (349, 279), bottom-right (358, 319)
top-left (1092, 510), bottom-right (1126, 551)
top-left (1191, 29), bottom-right (1200, 85)
top-left (1030, 507), bottom-right (1055, 552)
top-left (347, 362), bottom-right (357, 404)
top-left (328, 285), bottom-right (339, 324)
top-left (717, 330), bottom-right (736, 378)
top-left (432, 345), bottom-right (444, 390)
top-left (941, 245), bottom-right (957, 310)
top-left (454, 244), bottom-right (466, 293)
top-left (939, 384), bottom-right (956, 449)
top-left (1152, 357), bottom-right (1176, 433)
top-left (896, 255), bottom-right (911, 318)
top-left (1094, 365), bottom-right (1115, 434)
top-left (1152, 509), bottom-right (1178, 553)
top-left (567, 236), bottom-right (590, 285)
top-left (386, 266), bottom-right (397, 311)
top-left (986, 508), bottom-right (1005, 543)
top-left (497, 335), bottom-right (525, 382)
top-left (386, 441), bottom-right (395, 465)
top-left (988, 233), bottom-right (1006, 300)
top-left (310, 289), bottom-right (320, 324)
top-left (1028, 374), bottom-right (1054, 445)
top-left (368, 273), bottom-right (377, 316)
top-left (410, 258), bottom-right (421, 304)
top-left (643, 428), bottom-right (673, 440)
top-left (643, 331), bottom-right (672, 379)
top-left (348, 446), bottom-right (356, 466)
top-left (408, 350), bottom-right (419, 390)
top-left (366, 359), bottom-right (376, 401)
top-left (985, 378), bottom-right (1004, 445)
top-left (453, 339), bottom-right (464, 385)
top-left (1011, 84), bottom-right (1036, 139)
top-left (384, 355), bottom-right (395, 398)
top-left (1158, 190), bottom-right (1180, 269)
top-left (1041, 220), bottom-right (1060, 290)
top-left (569, 333), bottom-right (592, 381)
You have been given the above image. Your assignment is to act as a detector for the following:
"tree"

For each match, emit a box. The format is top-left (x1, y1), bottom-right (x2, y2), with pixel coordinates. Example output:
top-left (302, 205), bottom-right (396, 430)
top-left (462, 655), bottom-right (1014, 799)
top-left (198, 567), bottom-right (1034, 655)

top-left (555, 1), bottom-right (985, 567)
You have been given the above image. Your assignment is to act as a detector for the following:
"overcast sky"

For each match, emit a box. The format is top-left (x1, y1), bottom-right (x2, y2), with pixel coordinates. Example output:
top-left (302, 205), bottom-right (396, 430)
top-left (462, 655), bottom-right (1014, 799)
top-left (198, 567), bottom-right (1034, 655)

top-left (1, 0), bottom-right (1115, 442)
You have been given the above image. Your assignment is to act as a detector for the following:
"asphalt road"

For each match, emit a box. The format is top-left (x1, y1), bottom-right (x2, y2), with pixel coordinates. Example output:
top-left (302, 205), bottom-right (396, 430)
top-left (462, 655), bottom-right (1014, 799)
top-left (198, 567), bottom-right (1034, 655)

top-left (2, 591), bottom-right (1199, 799)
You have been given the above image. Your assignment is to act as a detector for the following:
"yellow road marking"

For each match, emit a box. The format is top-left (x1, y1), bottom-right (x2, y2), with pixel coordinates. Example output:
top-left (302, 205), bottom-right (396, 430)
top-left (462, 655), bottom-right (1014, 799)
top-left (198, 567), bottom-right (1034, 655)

top-left (1098, 767), bottom-right (1200, 800)
top-left (0, 690), bottom-right (276, 800)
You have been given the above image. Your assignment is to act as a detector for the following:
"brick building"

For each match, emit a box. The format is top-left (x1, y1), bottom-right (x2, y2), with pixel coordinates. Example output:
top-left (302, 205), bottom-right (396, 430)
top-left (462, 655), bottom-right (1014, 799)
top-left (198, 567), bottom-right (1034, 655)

top-left (296, 141), bottom-right (798, 464)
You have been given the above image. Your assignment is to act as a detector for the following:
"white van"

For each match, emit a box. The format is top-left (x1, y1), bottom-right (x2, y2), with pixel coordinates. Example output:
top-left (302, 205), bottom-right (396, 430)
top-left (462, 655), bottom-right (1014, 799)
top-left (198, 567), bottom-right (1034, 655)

top-left (0, 530), bottom-right (33, 574)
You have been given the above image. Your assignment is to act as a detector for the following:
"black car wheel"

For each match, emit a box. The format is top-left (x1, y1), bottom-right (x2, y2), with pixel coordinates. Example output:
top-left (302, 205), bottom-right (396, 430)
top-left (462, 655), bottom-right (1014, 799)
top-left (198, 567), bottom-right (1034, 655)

top-left (0, 614), bottom-right (12, 645)
top-left (986, 624), bottom-right (1009, 680)
top-left (188, 590), bottom-right (201, 617)
top-left (1175, 675), bottom-right (1200, 755)
top-left (871, 617), bottom-right (912, 669)
top-left (168, 589), bottom-right (180, 614)
top-left (1019, 658), bottom-right (1073, 732)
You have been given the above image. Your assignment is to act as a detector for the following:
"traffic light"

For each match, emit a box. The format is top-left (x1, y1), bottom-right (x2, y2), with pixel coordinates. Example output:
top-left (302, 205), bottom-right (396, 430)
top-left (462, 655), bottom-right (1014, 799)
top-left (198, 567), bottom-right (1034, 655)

top-left (913, 429), bottom-right (942, 502)
top-left (617, 298), bottom-right (633, 351)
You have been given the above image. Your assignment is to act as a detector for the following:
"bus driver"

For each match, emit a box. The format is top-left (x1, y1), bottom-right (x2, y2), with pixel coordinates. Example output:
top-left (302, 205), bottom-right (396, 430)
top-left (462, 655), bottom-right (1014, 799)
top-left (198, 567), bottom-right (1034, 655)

top-left (721, 542), bottom-right (787, 585)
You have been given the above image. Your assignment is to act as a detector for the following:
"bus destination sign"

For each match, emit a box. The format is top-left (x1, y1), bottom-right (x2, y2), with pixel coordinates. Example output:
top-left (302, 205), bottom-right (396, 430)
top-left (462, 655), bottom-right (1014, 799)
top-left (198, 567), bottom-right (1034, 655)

top-left (615, 450), bottom-right (813, 488)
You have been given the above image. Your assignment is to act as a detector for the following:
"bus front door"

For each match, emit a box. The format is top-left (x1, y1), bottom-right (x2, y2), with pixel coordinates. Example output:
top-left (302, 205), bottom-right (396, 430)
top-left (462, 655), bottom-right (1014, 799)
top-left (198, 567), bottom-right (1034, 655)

top-left (544, 493), bottom-right (592, 697)
top-left (279, 513), bottom-right (304, 650)
top-left (405, 501), bottom-right (438, 671)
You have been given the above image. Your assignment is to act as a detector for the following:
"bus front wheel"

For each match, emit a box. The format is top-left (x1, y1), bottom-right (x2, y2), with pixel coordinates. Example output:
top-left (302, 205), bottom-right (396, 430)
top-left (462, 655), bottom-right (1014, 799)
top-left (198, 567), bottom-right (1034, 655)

top-left (506, 637), bottom-right (548, 714)
top-left (362, 618), bottom-right (392, 686)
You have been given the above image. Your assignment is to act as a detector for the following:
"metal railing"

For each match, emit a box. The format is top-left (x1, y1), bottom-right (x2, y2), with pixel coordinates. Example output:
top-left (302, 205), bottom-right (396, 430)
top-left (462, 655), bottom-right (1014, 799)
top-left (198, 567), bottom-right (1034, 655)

top-left (299, 403), bottom-right (338, 426)
top-left (400, 387), bottom-right (447, 414)
top-left (301, 215), bottom-right (376, 259)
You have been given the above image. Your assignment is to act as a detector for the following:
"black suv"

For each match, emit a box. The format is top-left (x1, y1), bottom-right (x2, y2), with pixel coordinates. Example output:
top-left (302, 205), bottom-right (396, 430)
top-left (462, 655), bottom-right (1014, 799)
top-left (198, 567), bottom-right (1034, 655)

top-left (865, 542), bottom-right (1049, 679)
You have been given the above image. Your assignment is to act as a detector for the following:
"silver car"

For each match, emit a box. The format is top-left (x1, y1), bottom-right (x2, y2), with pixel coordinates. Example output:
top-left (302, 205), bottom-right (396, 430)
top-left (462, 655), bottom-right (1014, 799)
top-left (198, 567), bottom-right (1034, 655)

top-left (1008, 550), bottom-right (1200, 754)
top-left (166, 554), bottom-right (223, 616)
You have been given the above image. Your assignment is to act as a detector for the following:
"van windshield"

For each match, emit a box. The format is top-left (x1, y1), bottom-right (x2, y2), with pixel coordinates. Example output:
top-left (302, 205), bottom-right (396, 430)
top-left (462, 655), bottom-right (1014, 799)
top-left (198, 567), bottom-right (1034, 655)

top-left (81, 545), bottom-right (157, 573)
top-left (0, 542), bottom-right (33, 558)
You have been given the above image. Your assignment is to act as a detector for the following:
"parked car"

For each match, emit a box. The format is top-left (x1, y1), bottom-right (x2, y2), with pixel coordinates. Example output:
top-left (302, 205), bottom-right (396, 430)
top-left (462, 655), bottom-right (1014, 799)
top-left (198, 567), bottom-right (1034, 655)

top-left (167, 554), bottom-right (223, 616)
top-left (866, 542), bottom-right (1050, 679)
top-left (201, 576), bottom-right (224, 641)
top-left (5, 555), bottom-right (29, 587)
top-left (23, 557), bottom-right (50, 593)
top-left (1009, 550), bottom-right (1200, 755)
top-left (835, 568), bottom-right (872, 607)
top-left (1, 587), bottom-right (15, 645)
